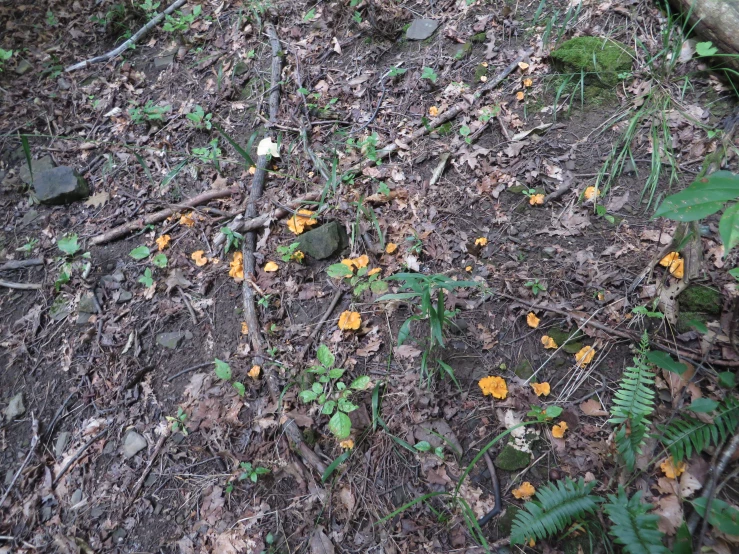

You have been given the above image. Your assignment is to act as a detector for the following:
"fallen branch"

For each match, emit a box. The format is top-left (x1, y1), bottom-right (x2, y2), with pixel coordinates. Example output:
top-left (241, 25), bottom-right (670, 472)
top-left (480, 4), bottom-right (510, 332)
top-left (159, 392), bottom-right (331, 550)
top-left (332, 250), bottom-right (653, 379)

top-left (0, 415), bottom-right (38, 509)
top-left (52, 428), bottom-right (108, 488)
top-left (90, 186), bottom-right (239, 246)
top-left (65, 0), bottom-right (187, 72)
top-left (128, 430), bottom-right (170, 503)
top-left (0, 280), bottom-right (42, 290)
top-left (0, 258), bottom-right (43, 271)
top-left (241, 23), bottom-right (327, 475)
top-left (212, 191), bottom-right (321, 250)
top-left (355, 48), bottom-right (533, 169)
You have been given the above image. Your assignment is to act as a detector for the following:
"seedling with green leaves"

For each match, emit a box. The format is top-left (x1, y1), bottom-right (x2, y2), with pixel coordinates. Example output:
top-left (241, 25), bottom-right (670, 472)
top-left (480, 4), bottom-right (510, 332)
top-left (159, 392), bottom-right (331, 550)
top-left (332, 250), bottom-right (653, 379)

top-left (16, 238), bottom-right (38, 254)
top-left (421, 67), bottom-right (438, 83)
top-left (346, 133), bottom-right (380, 164)
top-left (162, 5), bottom-right (201, 33)
top-left (0, 49), bottom-right (13, 71)
top-left (524, 278), bottom-right (546, 297)
top-left (414, 441), bottom-right (444, 458)
top-left (214, 358), bottom-right (246, 397)
top-left (186, 105), bottom-right (213, 130)
top-left (237, 461), bottom-right (270, 483)
top-left (129, 101), bottom-right (171, 124)
top-left (192, 139), bottom-right (222, 171)
top-left (55, 234), bottom-right (91, 290)
top-left (326, 263), bottom-right (387, 297)
top-left (221, 227), bottom-right (244, 254)
top-left (276, 242), bottom-right (303, 263)
top-left (166, 407), bottom-right (188, 435)
top-left (298, 344), bottom-right (371, 440)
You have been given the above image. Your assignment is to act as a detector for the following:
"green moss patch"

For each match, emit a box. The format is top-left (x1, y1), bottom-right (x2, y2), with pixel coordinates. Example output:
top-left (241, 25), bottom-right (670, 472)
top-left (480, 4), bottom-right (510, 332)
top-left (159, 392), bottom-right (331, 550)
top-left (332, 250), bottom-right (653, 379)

top-left (551, 36), bottom-right (634, 88)
top-left (678, 285), bottom-right (721, 315)
top-left (494, 444), bottom-right (531, 471)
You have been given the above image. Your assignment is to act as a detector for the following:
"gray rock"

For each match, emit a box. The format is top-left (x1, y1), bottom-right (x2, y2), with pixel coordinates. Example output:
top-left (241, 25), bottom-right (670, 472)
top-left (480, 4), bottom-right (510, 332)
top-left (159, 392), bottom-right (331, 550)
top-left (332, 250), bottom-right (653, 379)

top-left (494, 444), bottom-right (531, 471)
top-left (32, 166), bottom-right (90, 205)
top-left (406, 19), bottom-right (439, 41)
top-left (4, 392), bottom-right (25, 421)
top-left (20, 209), bottom-right (41, 228)
top-left (19, 155), bottom-right (55, 185)
top-left (15, 59), bottom-right (33, 75)
top-left (123, 431), bottom-right (147, 459)
top-left (542, 247), bottom-right (556, 259)
top-left (78, 294), bottom-right (97, 314)
top-left (4, 469), bottom-right (14, 487)
top-left (154, 54), bottom-right (174, 69)
top-left (55, 431), bottom-right (71, 457)
top-left (71, 489), bottom-right (83, 505)
top-left (90, 505), bottom-right (105, 518)
top-left (116, 290), bottom-right (133, 303)
top-left (157, 331), bottom-right (186, 349)
top-left (233, 60), bottom-right (249, 76)
top-left (76, 312), bottom-right (92, 326)
top-left (297, 221), bottom-right (347, 260)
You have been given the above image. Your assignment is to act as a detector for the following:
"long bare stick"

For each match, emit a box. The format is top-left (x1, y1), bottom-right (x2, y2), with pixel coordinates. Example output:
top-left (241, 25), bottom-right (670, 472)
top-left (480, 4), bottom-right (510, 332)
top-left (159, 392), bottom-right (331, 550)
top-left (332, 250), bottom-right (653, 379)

top-left (90, 186), bottom-right (239, 246)
top-left (65, 0), bottom-right (187, 72)
top-left (52, 428), bottom-right (108, 488)
top-left (0, 415), bottom-right (38, 509)
top-left (240, 23), bottom-right (326, 475)
top-left (0, 280), bottom-right (42, 290)
top-left (128, 430), bottom-right (170, 503)
top-left (0, 258), bottom-right (43, 271)
top-left (354, 49), bottom-right (533, 168)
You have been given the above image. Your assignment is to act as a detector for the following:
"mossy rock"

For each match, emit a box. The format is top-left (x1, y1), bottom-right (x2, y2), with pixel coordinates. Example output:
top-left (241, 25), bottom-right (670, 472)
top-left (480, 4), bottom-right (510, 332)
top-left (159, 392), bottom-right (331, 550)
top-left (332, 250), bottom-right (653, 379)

top-left (474, 63), bottom-right (488, 82)
top-left (497, 506), bottom-right (520, 536)
top-left (548, 327), bottom-right (584, 354)
top-left (452, 42), bottom-right (473, 60)
top-left (676, 311), bottom-right (710, 334)
top-left (678, 285), bottom-right (721, 315)
top-left (471, 32), bottom-right (487, 43)
top-left (494, 445), bottom-right (531, 471)
top-left (514, 359), bottom-right (533, 380)
top-left (550, 36), bottom-right (634, 88)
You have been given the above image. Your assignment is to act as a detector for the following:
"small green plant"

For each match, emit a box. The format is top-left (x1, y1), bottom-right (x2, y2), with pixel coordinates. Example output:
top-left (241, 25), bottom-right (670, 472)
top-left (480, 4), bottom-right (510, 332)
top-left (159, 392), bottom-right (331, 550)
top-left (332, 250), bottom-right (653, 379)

top-left (421, 66), bottom-right (438, 83)
top-left (459, 125), bottom-right (471, 144)
top-left (276, 242), bottom-right (303, 263)
top-left (631, 303), bottom-right (664, 319)
top-left (298, 344), bottom-right (371, 439)
top-left (524, 279), bottom-right (546, 296)
top-left (0, 48), bottom-right (13, 71)
top-left (214, 358), bottom-right (246, 397)
top-left (405, 232), bottom-right (423, 255)
top-left (387, 67), bottom-right (407, 78)
top-left (16, 238), bottom-right (38, 254)
top-left (352, 11), bottom-right (362, 24)
top-left (129, 100), bottom-right (171, 124)
top-left (56, 234), bottom-right (91, 290)
top-left (46, 10), bottom-right (59, 27)
top-left (238, 461), bottom-right (270, 483)
top-left (166, 407), bottom-right (188, 435)
top-left (221, 227), bottom-right (243, 254)
top-left (414, 441), bottom-right (444, 458)
top-left (326, 263), bottom-right (387, 296)
top-left (257, 294), bottom-right (272, 309)
top-left (138, 0), bottom-right (160, 14)
top-left (162, 5), bottom-right (201, 33)
top-left (526, 405), bottom-right (563, 422)
top-left (129, 245), bottom-right (151, 260)
top-left (377, 273), bottom-right (478, 385)
top-left (186, 105), bottom-right (213, 130)
top-left (303, 7), bottom-right (317, 21)
top-left (138, 268), bottom-right (154, 287)
top-left (346, 133), bottom-right (379, 164)
top-left (192, 138), bottom-right (222, 171)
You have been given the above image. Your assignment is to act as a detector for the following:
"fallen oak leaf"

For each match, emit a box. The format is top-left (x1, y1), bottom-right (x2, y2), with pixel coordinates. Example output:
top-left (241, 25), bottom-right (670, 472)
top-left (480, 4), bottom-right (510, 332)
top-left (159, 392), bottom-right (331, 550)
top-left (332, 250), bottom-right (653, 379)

top-left (580, 398), bottom-right (608, 416)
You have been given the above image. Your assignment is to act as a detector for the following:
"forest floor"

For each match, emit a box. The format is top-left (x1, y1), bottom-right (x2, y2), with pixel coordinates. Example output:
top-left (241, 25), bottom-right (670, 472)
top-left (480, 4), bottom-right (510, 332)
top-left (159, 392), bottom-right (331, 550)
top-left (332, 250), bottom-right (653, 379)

top-left (1, 0), bottom-right (739, 553)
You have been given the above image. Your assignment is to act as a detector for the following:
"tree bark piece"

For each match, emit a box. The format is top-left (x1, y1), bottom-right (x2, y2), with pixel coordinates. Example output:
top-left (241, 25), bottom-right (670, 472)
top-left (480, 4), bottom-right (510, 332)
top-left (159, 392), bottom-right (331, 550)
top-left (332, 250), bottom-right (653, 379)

top-left (0, 258), bottom-right (43, 271)
top-left (671, 0), bottom-right (739, 72)
top-left (90, 186), bottom-right (239, 246)
top-left (65, 0), bottom-right (187, 72)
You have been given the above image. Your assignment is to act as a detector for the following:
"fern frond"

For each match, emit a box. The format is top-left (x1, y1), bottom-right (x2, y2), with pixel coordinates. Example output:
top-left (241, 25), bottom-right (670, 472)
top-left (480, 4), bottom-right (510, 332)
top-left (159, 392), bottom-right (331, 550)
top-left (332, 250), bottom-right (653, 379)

top-left (615, 417), bottom-right (649, 472)
top-left (604, 487), bottom-right (668, 554)
top-left (609, 333), bottom-right (656, 426)
top-left (660, 396), bottom-right (739, 462)
top-left (510, 477), bottom-right (601, 545)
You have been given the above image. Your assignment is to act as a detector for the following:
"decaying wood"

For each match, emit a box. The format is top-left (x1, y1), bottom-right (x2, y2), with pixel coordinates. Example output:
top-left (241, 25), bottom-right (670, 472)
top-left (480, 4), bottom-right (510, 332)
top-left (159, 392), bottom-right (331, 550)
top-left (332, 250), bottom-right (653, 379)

top-left (0, 280), bottom-right (42, 290)
top-left (65, 0), bottom-right (187, 72)
top-left (671, 0), bottom-right (739, 72)
top-left (90, 186), bottom-right (239, 246)
top-left (0, 258), bottom-right (43, 271)
top-left (240, 23), bottom-right (327, 475)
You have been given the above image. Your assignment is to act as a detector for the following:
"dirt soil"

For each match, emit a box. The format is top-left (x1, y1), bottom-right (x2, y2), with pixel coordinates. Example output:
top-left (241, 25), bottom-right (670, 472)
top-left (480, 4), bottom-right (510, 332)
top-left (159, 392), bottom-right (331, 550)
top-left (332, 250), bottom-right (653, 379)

top-left (2, 0), bottom-right (739, 553)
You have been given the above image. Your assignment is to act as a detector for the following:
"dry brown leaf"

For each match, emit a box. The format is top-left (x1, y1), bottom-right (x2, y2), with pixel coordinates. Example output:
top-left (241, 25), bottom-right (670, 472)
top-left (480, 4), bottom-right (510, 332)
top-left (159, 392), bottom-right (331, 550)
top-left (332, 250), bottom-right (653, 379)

top-left (655, 494), bottom-right (683, 535)
top-left (309, 527), bottom-right (334, 554)
top-left (580, 398), bottom-right (608, 417)
top-left (394, 344), bottom-right (421, 359)
top-left (84, 191), bottom-right (110, 208)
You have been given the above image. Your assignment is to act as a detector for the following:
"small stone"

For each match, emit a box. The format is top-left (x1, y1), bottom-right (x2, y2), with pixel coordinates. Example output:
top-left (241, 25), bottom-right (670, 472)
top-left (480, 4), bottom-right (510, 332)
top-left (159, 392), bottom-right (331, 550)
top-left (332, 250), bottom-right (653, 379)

top-left (55, 431), bottom-right (71, 457)
top-left (171, 432), bottom-right (185, 444)
top-left (112, 528), bottom-right (127, 543)
top-left (542, 246), bottom-right (556, 258)
top-left (4, 392), bottom-right (25, 421)
top-left (57, 78), bottom-right (71, 90)
top-left (297, 221), bottom-right (348, 260)
top-left (123, 431), bottom-right (147, 459)
top-left (233, 60), bottom-right (249, 76)
top-left (406, 19), bottom-right (439, 41)
top-left (15, 59), bottom-right (32, 75)
top-left (103, 441), bottom-right (116, 455)
top-left (76, 312), bottom-right (92, 326)
top-left (494, 444), bottom-right (531, 471)
top-left (154, 54), bottom-right (175, 69)
top-left (451, 42), bottom-right (473, 60)
top-left (91, 506), bottom-right (105, 518)
top-left (32, 166), bottom-right (90, 205)
top-left (4, 469), bottom-right (14, 487)
top-left (117, 290), bottom-right (133, 303)
top-left (71, 489), bottom-right (83, 505)
top-left (622, 160), bottom-right (637, 175)
top-left (20, 209), bottom-right (40, 228)
top-left (79, 294), bottom-right (97, 314)
top-left (19, 155), bottom-right (55, 185)
top-left (507, 226), bottom-right (518, 236)
top-left (157, 331), bottom-right (186, 349)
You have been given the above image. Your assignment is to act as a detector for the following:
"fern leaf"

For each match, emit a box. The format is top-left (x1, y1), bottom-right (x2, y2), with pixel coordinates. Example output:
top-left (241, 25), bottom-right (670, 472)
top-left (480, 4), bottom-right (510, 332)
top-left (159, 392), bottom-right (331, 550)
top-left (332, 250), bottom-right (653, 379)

top-left (660, 396), bottom-right (739, 462)
top-left (604, 487), bottom-right (668, 554)
top-left (609, 334), bottom-right (656, 426)
top-left (615, 418), bottom-right (649, 472)
top-left (510, 477), bottom-right (601, 545)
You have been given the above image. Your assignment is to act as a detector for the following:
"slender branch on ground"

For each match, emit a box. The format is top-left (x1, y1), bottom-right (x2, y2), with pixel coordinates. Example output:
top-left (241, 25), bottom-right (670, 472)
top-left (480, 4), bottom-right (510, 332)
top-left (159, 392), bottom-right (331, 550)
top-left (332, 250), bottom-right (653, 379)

top-left (128, 430), bottom-right (170, 503)
top-left (52, 428), bottom-right (108, 488)
top-left (297, 289), bottom-right (343, 362)
top-left (0, 280), bottom-right (42, 290)
top-left (477, 452), bottom-right (502, 526)
top-left (0, 258), bottom-right (43, 271)
top-left (0, 414), bottom-right (38, 509)
top-left (90, 186), bottom-right (240, 246)
top-left (353, 49), bottom-right (533, 169)
top-left (166, 361), bottom-right (214, 382)
top-left (241, 22), bottom-right (327, 475)
top-left (64, 0), bottom-right (187, 72)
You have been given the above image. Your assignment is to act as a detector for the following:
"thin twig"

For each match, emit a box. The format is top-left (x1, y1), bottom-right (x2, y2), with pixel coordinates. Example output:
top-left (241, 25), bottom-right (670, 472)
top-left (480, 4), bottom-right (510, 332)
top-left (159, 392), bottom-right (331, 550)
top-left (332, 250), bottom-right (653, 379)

top-left (178, 286), bottom-right (198, 325)
top-left (0, 258), bottom-right (43, 271)
top-left (52, 428), bottom-right (108, 488)
top-left (128, 430), bottom-right (170, 502)
top-left (0, 414), bottom-right (38, 509)
top-left (0, 280), bottom-right (42, 290)
top-left (65, 0), bottom-right (187, 72)
top-left (297, 289), bottom-right (343, 362)
top-left (166, 361), bottom-right (213, 382)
